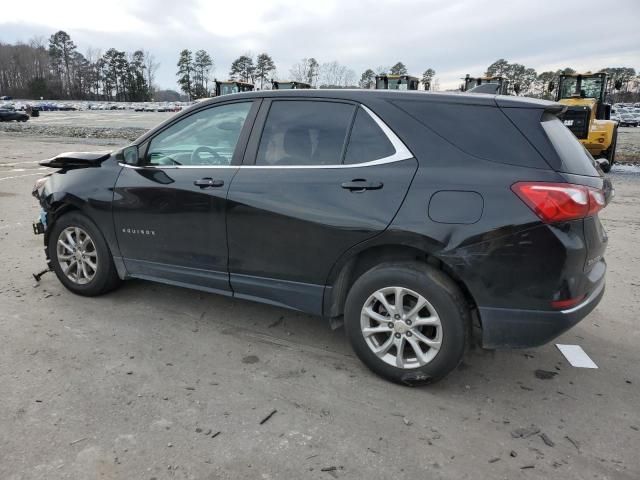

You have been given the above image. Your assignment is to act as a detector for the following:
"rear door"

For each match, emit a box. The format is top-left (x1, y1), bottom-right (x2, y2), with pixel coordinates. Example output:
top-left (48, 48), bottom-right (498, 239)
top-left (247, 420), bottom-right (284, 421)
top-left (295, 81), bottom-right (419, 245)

top-left (226, 99), bottom-right (418, 313)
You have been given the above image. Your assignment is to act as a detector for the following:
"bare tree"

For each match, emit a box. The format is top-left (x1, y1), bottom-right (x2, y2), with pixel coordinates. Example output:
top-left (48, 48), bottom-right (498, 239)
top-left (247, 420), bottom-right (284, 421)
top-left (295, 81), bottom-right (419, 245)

top-left (144, 51), bottom-right (159, 97)
top-left (289, 58), bottom-right (311, 82)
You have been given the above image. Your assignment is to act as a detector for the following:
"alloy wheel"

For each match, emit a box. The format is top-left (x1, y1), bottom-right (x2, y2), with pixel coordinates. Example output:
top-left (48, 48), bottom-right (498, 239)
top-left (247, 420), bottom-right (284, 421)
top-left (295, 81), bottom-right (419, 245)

top-left (360, 286), bottom-right (442, 369)
top-left (56, 226), bottom-right (98, 285)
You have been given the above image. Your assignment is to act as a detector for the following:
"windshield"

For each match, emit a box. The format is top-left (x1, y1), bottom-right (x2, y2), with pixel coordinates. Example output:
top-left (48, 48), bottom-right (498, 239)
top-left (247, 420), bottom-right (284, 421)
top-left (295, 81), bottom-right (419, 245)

top-left (559, 76), bottom-right (604, 100)
top-left (220, 84), bottom-right (239, 95)
top-left (377, 77), bottom-right (411, 90)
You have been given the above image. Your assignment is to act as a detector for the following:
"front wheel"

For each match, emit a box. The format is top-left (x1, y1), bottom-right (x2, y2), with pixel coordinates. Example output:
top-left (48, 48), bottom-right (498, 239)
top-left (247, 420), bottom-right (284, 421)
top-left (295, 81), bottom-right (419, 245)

top-left (344, 262), bottom-right (469, 385)
top-left (48, 212), bottom-right (121, 296)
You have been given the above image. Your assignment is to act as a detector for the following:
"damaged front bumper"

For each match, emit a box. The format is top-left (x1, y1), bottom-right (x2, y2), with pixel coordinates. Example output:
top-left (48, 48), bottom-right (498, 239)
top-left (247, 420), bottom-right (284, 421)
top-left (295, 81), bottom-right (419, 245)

top-left (33, 209), bottom-right (47, 235)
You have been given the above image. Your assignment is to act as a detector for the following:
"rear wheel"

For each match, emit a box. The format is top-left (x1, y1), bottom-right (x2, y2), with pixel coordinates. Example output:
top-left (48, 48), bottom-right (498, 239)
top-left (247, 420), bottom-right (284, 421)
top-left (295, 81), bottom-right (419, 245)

top-left (48, 212), bottom-right (121, 296)
top-left (344, 262), bottom-right (469, 385)
top-left (602, 126), bottom-right (618, 172)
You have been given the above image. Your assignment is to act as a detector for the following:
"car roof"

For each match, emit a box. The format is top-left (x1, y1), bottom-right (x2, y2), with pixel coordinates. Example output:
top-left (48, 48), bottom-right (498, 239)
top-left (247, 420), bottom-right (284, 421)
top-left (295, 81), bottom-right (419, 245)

top-left (195, 89), bottom-right (558, 109)
top-left (133, 89), bottom-right (561, 147)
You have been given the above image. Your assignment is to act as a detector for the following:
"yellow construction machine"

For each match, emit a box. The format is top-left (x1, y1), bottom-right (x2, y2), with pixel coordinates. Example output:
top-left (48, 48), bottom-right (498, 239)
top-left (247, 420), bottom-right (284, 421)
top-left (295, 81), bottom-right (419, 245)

top-left (375, 74), bottom-right (419, 90)
top-left (554, 72), bottom-right (618, 172)
top-left (462, 75), bottom-right (511, 95)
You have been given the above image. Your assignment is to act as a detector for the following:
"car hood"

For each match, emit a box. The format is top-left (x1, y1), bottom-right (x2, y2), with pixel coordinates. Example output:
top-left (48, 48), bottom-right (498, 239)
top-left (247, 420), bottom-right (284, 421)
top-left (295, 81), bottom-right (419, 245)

top-left (39, 151), bottom-right (112, 168)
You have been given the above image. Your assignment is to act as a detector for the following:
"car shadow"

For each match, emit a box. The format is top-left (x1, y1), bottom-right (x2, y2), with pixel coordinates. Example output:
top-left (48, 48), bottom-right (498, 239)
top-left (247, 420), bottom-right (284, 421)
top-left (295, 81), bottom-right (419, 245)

top-left (102, 278), bottom-right (587, 395)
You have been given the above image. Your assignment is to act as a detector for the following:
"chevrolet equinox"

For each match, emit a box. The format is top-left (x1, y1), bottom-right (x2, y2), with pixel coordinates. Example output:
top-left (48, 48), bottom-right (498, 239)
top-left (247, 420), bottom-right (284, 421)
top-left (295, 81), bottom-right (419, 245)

top-left (32, 90), bottom-right (611, 384)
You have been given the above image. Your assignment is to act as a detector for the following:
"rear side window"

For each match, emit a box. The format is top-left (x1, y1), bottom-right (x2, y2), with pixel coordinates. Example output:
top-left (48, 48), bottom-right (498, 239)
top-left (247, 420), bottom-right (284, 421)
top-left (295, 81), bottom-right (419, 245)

top-left (256, 100), bottom-right (355, 166)
top-left (392, 100), bottom-right (547, 168)
top-left (540, 113), bottom-right (599, 177)
top-left (344, 108), bottom-right (395, 164)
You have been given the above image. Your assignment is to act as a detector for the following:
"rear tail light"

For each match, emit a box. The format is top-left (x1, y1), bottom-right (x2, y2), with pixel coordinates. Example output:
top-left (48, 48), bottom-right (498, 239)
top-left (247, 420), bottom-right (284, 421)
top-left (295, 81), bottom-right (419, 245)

top-left (511, 182), bottom-right (606, 223)
top-left (551, 295), bottom-right (586, 310)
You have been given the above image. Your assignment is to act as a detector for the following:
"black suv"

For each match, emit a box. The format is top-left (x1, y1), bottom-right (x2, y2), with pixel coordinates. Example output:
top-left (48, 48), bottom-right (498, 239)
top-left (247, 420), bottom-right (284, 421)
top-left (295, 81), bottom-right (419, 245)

top-left (32, 90), bottom-right (611, 384)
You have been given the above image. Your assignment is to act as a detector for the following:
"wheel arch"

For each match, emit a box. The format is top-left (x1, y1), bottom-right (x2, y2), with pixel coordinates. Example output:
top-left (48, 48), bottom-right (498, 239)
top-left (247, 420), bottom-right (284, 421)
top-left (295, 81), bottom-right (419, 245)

top-left (43, 197), bottom-right (126, 279)
top-left (322, 236), bottom-right (478, 331)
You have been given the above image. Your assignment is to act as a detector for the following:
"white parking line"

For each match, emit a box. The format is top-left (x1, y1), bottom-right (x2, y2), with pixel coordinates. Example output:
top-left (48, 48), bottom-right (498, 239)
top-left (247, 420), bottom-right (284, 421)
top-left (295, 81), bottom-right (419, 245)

top-left (0, 160), bottom-right (41, 166)
top-left (0, 172), bottom-right (46, 181)
top-left (2, 167), bottom-right (47, 173)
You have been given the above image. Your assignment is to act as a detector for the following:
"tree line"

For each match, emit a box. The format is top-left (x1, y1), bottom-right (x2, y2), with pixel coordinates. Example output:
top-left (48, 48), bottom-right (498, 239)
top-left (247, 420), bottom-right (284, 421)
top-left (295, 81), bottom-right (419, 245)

top-left (0, 31), bottom-right (158, 101)
top-left (2, 32), bottom-right (638, 103)
top-left (483, 58), bottom-right (639, 102)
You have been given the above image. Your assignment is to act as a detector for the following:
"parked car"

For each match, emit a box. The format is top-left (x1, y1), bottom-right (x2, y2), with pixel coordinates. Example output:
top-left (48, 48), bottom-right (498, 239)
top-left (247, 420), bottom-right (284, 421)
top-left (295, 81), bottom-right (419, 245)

top-left (31, 90), bottom-right (611, 384)
top-left (0, 109), bottom-right (29, 122)
top-left (619, 113), bottom-right (639, 127)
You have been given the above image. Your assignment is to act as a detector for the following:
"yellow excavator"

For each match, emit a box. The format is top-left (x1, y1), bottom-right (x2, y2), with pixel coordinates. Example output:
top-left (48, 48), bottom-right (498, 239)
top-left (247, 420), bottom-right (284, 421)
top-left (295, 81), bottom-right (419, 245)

top-left (375, 74), bottom-right (419, 90)
top-left (214, 80), bottom-right (254, 96)
top-left (462, 75), bottom-right (511, 95)
top-left (553, 72), bottom-right (618, 172)
top-left (272, 80), bottom-right (311, 89)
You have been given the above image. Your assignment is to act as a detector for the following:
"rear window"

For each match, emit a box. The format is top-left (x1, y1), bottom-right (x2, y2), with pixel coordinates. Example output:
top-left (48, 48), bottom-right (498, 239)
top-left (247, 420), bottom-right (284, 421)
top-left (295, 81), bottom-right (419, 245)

top-left (540, 113), bottom-right (599, 177)
top-left (392, 100), bottom-right (547, 168)
top-left (344, 108), bottom-right (395, 164)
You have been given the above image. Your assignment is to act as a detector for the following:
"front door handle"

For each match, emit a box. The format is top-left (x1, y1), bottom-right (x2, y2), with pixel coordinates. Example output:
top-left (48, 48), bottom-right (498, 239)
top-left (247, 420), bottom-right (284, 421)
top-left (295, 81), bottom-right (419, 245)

top-left (194, 177), bottom-right (224, 188)
top-left (341, 179), bottom-right (383, 192)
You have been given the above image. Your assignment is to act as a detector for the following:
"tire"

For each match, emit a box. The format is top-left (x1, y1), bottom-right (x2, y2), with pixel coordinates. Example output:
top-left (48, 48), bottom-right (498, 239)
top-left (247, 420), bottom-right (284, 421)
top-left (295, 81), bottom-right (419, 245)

top-left (344, 262), bottom-right (469, 386)
top-left (48, 211), bottom-right (121, 296)
top-left (601, 126), bottom-right (618, 173)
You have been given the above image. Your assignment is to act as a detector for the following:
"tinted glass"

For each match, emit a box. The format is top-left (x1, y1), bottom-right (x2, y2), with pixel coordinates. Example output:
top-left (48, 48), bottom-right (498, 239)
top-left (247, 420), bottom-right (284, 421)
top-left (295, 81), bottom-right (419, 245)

top-left (256, 100), bottom-right (354, 166)
top-left (541, 113), bottom-right (599, 177)
top-left (146, 102), bottom-right (251, 166)
top-left (393, 100), bottom-right (547, 168)
top-left (344, 108), bottom-right (395, 164)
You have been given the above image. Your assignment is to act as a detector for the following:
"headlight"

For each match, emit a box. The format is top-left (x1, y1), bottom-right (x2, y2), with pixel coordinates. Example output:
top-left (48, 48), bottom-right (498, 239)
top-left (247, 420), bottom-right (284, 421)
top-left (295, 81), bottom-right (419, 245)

top-left (32, 176), bottom-right (49, 199)
top-left (33, 177), bottom-right (48, 190)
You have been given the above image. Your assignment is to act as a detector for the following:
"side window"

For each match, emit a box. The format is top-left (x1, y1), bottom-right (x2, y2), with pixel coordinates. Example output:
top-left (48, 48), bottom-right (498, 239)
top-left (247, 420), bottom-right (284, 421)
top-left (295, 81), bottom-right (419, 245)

top-left (344, 108), bottom-right (396, 164)
top-left (146, 102), bottom-right (252, 166)
top-left (256, 100), bottom-right (355, 166)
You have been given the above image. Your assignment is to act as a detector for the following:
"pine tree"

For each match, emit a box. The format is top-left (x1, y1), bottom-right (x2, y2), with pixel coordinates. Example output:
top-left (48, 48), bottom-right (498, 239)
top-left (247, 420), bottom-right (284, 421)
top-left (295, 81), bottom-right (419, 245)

top-left (176, 49), bottom-right (194, 99)
top-left (254, 53), bottom-right (275, 89)
top-left (48, 31), bottom-right (77, 97)
top-left (229, 55), bottom-right (255, 83)
top-left (193, 49), bottom-right (213, 98)
top-left (359, 69), bottom-right (375, 89)
top-left (421, 68), bottom-right (435, 91)
top-left (390, 62), bottom-right (407, 76)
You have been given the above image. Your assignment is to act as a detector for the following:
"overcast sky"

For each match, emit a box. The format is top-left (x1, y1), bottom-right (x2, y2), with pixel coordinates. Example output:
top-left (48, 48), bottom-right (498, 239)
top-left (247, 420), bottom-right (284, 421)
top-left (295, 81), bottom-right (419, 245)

top-left (2, 0), bottom-right (639, 91)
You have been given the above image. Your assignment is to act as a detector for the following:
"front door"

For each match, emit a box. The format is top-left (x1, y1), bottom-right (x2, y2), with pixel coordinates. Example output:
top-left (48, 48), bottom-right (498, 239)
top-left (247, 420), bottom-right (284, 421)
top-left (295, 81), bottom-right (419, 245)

top-left (226, 99), bottom-right (418, 313)
top-left (113, 100), bottom-right (257, 293)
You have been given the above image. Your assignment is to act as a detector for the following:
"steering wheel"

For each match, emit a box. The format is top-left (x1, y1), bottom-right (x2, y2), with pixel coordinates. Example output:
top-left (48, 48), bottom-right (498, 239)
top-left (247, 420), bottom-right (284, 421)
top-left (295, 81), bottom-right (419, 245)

top-left (191, 146), bottom-right (226, 165)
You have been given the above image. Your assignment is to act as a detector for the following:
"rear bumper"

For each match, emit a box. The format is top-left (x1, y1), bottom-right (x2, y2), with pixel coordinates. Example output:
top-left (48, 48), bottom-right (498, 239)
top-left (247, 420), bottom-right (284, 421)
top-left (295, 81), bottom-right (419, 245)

top-left (479, 279), bottom-right (605, 349)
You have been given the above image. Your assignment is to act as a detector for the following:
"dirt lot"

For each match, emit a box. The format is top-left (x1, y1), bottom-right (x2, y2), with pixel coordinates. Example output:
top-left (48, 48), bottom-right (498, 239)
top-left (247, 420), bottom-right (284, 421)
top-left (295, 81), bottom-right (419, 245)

top-left (0, 125), bottom-right (639, 479)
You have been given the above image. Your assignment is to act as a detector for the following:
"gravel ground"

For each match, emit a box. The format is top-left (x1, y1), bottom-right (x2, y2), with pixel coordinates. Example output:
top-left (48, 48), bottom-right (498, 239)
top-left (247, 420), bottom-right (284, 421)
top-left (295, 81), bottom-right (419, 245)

top-left (1, 111), bottom-right (639, 163)
top-left (0, 132), bottom-right (639, 480)
top-left (616, 127), bottom-right (640, 163)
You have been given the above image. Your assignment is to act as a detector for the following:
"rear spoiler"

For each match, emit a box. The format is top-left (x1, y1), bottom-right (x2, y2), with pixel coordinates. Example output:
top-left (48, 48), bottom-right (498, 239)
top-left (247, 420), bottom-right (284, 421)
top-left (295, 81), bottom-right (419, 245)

top-left (544, 104), bottom-right (567, 115)
top-left (39, 151), bottom-right (111, 168)
top-left (495, 96), bottom-right (567, 115)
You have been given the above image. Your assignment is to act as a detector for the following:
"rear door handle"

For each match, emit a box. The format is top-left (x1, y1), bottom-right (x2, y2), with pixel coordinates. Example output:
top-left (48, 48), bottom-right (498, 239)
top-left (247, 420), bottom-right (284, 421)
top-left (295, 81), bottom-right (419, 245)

top-left (194, 177), bottom-right (224, 188)
top-left (341, 179), bottom-right (383, 191)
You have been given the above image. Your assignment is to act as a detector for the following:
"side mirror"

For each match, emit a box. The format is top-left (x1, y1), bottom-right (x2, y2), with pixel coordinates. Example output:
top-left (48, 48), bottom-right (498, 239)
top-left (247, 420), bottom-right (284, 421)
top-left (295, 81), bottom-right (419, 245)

top-left (548, 81), bottom-right (555, 92)
top-left (614, 80), bottom-right (623, 90)
top-left (122, 145), bottom-right (139, 165)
